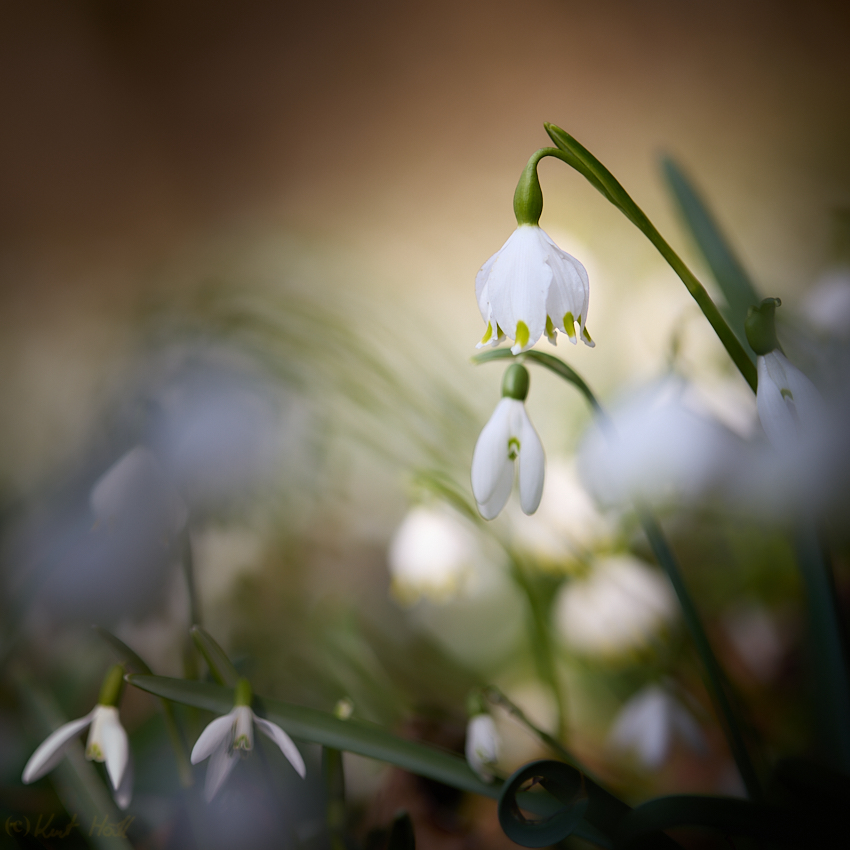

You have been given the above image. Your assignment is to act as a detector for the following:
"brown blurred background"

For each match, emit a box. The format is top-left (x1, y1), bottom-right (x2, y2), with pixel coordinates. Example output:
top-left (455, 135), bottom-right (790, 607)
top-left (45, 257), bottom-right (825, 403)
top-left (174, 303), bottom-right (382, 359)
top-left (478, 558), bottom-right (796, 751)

top-left (1, 0), bottom-right (849, 486)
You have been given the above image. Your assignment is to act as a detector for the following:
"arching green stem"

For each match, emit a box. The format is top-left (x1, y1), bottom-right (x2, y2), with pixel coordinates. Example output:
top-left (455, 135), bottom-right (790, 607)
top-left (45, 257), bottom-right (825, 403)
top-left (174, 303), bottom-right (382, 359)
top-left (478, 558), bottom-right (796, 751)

top-left (532, 130), bottom-right (758, 392)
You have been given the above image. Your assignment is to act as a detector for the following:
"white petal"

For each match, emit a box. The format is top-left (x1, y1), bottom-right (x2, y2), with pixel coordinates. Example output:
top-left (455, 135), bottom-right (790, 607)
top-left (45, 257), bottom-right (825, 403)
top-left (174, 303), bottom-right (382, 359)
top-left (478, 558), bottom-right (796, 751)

top-left (471, 398), bottom-right (514, 507)
top-left (87, 706), bottom-right (129, 791)
top-left (542, 233), bottom-right (589, 343)
top-left (475, 250), bottom-right (501, 322)
top-left (487, 227), bottom-right (550, 350)
top-left (757, 354), bottom-right (800, 450)
top-left (22, 711), bottom-right (95, 784)
top-left (204, 739), bottom-right (239, 802)
top-left (477, 456), bottom-right (514, 520)
top-left (465, 715), bottom-right (499, 782)
top-left (516, 404), bottom-right (545, 515)
top-left (254, 715), bottom-right (306, 778)
top-left (113, 752), bottom-right (134, 810)
top-left (191, 712), bottom-right (236, 764)
top-left (232, 705), bottom-right (254, 751)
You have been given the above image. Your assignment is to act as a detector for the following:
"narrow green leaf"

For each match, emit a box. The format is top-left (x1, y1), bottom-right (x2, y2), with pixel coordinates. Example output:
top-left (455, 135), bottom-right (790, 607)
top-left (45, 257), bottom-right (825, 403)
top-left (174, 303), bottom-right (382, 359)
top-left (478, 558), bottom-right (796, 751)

top-left (661, 157), bottom-right (760, 359)
top-left (93, 626), bottom-right (153, 675)
top-left (126, 676), bottom-right (613, 846)
top-left (190, 625), bottom-right (239, 687)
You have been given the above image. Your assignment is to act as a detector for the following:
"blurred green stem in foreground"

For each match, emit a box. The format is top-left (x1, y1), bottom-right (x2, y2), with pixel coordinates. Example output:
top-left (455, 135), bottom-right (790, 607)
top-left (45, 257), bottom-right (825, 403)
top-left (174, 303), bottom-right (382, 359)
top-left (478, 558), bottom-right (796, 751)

top-left (473, 348), bottom-right (763, 800)
top-left (508, 556), bottom-right (568, 742)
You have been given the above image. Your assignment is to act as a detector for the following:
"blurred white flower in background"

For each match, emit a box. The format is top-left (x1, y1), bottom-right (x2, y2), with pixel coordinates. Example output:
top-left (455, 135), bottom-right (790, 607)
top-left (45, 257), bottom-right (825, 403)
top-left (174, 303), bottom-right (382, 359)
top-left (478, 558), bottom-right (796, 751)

top-left (388, 505), bottom-right (481, 605)
top-left (608, 684), bottom-right (705, 769)
top-left (465, 713), bottom-right (500, 782)
top-left (721, 603), bottom-right (786, 684)
top-left (553, 554), bottom-right (676, 658)
top-left (509, 457), bottom-right (613, 564)
top-left (90, 446), bottom-right (187, 536)
top-left (577, 378), bottom-right (743, 509)
top-left (388, 505), bottom-right (524, 668)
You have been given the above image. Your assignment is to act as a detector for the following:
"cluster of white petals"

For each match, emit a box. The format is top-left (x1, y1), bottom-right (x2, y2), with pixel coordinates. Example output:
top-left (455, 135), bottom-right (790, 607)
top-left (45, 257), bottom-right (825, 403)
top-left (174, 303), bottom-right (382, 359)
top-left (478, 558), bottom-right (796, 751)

top-left (476, 226), bottom-right (593, 354)
top-left (471, 398), bottom-right (544, 519)
top-left (191, 705), bottom-right (306, 802)
top-left (22, 705), bottom-right (133, 810)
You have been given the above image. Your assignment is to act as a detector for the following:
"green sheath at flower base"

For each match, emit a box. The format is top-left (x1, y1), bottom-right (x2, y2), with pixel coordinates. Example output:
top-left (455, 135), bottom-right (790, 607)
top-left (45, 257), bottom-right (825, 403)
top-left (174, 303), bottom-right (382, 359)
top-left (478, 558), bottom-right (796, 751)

top-left (745, 298), bottom-right (781, 355)
top-left (98, 664), bottom-right (126, 707)
top-left (234, 678), bottom-right (253, 707)
top-left (513, 159), bottom-right (544, 226)
top-left (501, 363), bottom-right (530, 401)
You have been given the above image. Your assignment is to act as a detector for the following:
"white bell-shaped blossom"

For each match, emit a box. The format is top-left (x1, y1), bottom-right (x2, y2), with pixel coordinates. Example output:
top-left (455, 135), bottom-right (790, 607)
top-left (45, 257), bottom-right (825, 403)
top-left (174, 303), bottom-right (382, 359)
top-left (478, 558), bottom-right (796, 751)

top-left (476, 225), bottom-right (593, 354)
top-left (608, 685), bottom-right (705, 769)
top-left (756, 350), bottom-right (826, 452)
top-left (191, 703), bottom-right (306, 802)
top-left (22, 704), bottom-right (132, 809)
top-left (465, 714), bottom-right (500, 782)
top-left (471, 397), bottom-right (545, 520)
top-left (388, 505), bottom-right (480, 605)
top-left (554, 555), bottom-right (676, 657)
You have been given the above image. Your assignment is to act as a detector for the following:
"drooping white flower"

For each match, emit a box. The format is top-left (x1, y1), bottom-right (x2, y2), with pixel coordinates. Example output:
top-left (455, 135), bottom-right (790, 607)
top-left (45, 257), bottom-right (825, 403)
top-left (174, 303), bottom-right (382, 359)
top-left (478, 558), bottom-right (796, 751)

top-left (476, 225), bottom-right (593, 355)
top-left (608, 685), bottom-right (705, 769)
top-left (465, 714), bottom-right (500, 782)
top-left (388, 505), bottom-right (480, 605)
top-left (553, 555), bottom-right (676, 657)
top-left (22, 704), bottom-right (132, 809)
top-left (471, 365), bottom-right (544, 519)
top-left (756, 350), bottom-right (825, 452)
top-left (191, 681), bottom-right (306, 803)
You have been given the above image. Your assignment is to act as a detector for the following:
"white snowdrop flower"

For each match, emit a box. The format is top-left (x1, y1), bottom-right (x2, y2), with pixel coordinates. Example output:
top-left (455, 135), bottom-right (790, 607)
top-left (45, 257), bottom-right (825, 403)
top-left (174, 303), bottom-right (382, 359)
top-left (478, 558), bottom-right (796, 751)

top-left (22, 666), bottom-right (132, 810)
top-left (388, 505), bottom-right (480, 605)
top-left (577, 378), bottom-right (742, 509)
top-left (554, 555), bottom-right (676, 657)
top-left (476, 156), bottom-right (593, 354)
top-left (471, 364), bottom-right (544, 519)
top-left (191, 679), bottom-right (305, 803)
top-left (465, 714), bottom-right (500, 782)
top-left (609, 685), bottom-right (705, 769)
top-left (476, 226), bottom-right (593, 355)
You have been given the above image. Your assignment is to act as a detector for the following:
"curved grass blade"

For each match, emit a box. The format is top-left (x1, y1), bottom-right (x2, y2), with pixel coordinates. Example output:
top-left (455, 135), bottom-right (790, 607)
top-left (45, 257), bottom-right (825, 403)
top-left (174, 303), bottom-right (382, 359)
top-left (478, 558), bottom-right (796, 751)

top-left (190, 625), bottom-right (239, 687)
top-left (93, 626), bottom-right (153, 675)
top-left (661, 157), bottom-right (760, 359)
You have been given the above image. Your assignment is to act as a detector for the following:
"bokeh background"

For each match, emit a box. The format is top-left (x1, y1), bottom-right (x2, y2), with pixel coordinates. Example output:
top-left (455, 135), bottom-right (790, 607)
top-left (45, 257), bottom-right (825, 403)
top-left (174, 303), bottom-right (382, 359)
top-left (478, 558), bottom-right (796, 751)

top-left (2, 1), bottom-right (850, 848)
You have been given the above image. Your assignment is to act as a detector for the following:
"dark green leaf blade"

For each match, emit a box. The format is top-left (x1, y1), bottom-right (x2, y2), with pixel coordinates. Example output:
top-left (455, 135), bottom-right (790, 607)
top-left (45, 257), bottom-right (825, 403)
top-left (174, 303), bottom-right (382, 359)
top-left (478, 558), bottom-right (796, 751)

top-left (662, 157), bottom-right (760, 359)
top-left (93, 625), bottom-right (153, 675)
top-left (190, 625), bottom-right (239, 686)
